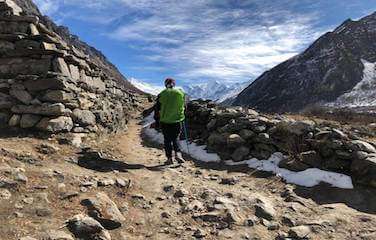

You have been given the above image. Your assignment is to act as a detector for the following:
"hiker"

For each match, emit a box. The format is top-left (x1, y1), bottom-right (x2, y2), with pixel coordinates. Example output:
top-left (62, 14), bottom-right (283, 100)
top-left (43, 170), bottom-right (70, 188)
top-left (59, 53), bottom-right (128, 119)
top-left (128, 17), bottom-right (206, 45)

top-left (154, 78), bottom-right (186, 165)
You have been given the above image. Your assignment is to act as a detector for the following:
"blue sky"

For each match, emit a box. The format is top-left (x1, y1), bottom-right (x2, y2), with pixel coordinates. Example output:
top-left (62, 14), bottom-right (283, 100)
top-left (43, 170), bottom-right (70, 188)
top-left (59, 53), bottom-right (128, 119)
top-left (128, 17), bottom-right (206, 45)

top-left (34, 0), bottom-right (376, 86)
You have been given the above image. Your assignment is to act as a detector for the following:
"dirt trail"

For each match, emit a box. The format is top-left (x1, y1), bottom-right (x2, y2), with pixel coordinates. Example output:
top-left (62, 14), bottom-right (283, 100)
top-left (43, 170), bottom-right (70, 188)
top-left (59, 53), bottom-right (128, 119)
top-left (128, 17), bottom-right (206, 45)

top-left (92, 118), bottom-right (376, 240)
top-left (1, 116), bottom-right (376, 239)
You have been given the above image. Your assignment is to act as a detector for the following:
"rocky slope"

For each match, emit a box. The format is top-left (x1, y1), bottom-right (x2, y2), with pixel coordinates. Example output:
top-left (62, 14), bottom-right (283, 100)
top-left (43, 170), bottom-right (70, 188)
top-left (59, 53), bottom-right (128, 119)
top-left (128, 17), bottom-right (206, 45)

top-left (0, 0), bottom-right (144, 134)
top-left (233, 12), bottom-right (376, 113)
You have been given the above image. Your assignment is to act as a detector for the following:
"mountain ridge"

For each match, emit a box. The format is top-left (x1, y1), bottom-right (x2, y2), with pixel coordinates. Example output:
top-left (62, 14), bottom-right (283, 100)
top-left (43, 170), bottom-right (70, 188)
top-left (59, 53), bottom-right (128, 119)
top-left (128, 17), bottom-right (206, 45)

top-left (233, 11), bottom-right (376, 113)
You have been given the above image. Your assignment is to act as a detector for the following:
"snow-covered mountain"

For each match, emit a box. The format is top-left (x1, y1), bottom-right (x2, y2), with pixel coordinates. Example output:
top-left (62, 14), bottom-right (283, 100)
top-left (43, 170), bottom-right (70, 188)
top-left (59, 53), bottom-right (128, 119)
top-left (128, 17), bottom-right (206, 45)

top-left (130, 78), bottom-right (248, 102)
top-left (233, 12), bottom-right (376, 113)
top-left (182, 81), bottom-right (248, 102)
top-left (128, 78), bottom-right (164, 95)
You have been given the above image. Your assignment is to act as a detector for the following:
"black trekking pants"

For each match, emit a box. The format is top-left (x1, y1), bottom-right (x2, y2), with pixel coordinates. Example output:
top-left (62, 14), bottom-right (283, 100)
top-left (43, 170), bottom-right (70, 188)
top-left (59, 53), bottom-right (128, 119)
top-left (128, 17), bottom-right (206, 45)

top-left (161, 122), bottom-right (182, 158)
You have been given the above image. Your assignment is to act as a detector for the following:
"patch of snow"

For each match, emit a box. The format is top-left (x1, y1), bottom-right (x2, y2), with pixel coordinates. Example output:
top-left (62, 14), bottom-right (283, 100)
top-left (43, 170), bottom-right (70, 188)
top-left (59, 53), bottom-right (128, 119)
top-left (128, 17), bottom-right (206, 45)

top-left (225, 153), bottom-right (353, 189)
top-left (328, 59), bottom-right (376, 107)
top-left (142, 114), bottom-right (354, 189)
top-left (142, 113), bottom-right (221, 162)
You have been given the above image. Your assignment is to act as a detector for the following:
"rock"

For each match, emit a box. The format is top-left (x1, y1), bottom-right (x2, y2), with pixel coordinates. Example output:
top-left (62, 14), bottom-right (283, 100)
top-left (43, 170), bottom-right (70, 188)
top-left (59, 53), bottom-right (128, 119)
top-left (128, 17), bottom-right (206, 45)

top-left (12, 103), bottom-right (66, 116)
top-left (72, 109), bottom-right (96, 126)
top-left (8, 114), bottom-right (20, 126)
top-left (254, 197), bottom-right (276, 221)
top-left (67, 214), bottom-right (111, 240)
top-left (161, 212), bottom-right (171, 218)
top-left (195, 211), bottom-right (223, 222)
top-left (331, 129), bottom-right (348, 139)
top-left (35, 207), bottom-right (52, 217)
top-left (251, 124), bottom-right (267, 133)
top-left (206, 119), bottom-right (216, 130)
top-left (115, 178), bottom-right (129, 188)
top-left (186, 200), bottom-right (205, 212)
top-left (299, 151), bottom-right (321, 168)
top-left (192, 228), bottom-right (206, 238)
top-left (36, 143), bottom-right (60, 154)
top-left (220, 176), bottom-right (240, 185)
top-left (9, 89), bottom-right (32, 105)
top-left (22, 197), bottom-right (34, 204)
top-left (285, 120), bottom-right (315, 135)
top-left (261, 219), bottom-right (279, 230)
top-left (41, 90), bottom-right (74, 103)
top-left (20, 114), bottom-right (41, 128)
top-left (163, 185), bottom-right (174, 192)
top-left (42, 230), bottom-right (74, 240)
top-left (351, 154), bottom-right (376, 187)
top-left (208, 132), bottom-right (227, 147)
top-left (37, 116), bottom-right (73, 132)
top-left (239, 129), bottom-right (255, 140)
top-left (97, 179), bottom-right (115, 187)
top-left (350, 140), bottom-right (376, 153)
top-left (174, 188), bottom-right (188, 198)
top-left (0, 189), bottom-right (11, 199)
top-left (81, 192), bottom-right (125, 229)
top-left (227, 134), bottom-right (245, 147)
top-left (231, 146), bottom-right (250, 161)
top-left (288, 225), bottom-right (312, 239)
top-left (14, 172), bottom-right (28, 182)
top-left (0, 177), bottom-right (18, 189)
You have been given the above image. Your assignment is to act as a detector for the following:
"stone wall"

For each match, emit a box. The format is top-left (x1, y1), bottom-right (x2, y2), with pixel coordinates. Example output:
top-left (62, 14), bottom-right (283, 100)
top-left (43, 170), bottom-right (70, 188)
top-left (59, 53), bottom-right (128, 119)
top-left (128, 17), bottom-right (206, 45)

top-left (186, 100), bottom-right (376, 188)
top-left (0, 0), bottom-right (141, 134)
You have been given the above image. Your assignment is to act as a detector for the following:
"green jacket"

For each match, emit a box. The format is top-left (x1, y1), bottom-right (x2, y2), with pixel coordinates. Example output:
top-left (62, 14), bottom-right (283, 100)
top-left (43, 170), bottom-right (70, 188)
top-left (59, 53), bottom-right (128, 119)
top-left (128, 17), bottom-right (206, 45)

top-left (156, 88), bottom-right (185, 124)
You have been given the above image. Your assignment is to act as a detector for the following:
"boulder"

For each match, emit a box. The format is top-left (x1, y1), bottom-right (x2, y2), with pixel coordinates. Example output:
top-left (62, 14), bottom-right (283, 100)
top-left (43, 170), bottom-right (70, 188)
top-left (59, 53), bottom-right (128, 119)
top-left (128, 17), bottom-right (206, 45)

top-left (41, 90), bottom-right (74, 103)
top-left (227, 134), bottom-right (245, 147)
top-left (349, 140), bottom-right (376, 153)
top-left (72, 109), bottom-right (96, 126)
top-left (284, 120), bottom-right (315, 135)
top-left (20, 114), bottom-right (41, 128)
top-left (9, 89), bottom-right (32, 104)
top-left (239, 129), bottom-right (255, 140)
top-left (351, 154), bottom-right (376, 187)
top-left (12, 103), bottom-right (66, 116)
top-left (67, 214), bottom-right (111, 240)
top-left (8, 114), bottom-right (20, 126)
top-left (288, 225), bottom-right (312, 239)
top-left (231, 146), bottom-right (250, 161)
top-left (254, 197), bottom-right (276, 221)
top-left (81, 192), bottom-right (125, 229)
top-left (36, 116), bottom-right (73, 132)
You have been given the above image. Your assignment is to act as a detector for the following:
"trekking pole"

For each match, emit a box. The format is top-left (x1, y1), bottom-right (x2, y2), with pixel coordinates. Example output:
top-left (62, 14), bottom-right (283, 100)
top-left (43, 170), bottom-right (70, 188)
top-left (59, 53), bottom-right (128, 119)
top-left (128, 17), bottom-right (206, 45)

top-left (183, 120), bottom-right (190, 155)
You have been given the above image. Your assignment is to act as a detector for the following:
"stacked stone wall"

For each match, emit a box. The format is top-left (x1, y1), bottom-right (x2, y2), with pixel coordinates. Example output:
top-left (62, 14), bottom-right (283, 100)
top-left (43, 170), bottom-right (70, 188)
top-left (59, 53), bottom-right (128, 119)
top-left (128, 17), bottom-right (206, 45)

top-left (186, 100), bottom-right (376, 188)
top-left (0, 0), bottom-right (141, 134)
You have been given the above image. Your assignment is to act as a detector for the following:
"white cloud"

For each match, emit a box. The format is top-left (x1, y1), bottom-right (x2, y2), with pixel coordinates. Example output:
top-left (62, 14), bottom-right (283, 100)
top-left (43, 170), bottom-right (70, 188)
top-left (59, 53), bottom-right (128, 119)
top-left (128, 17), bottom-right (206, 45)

top-left (34, 0), bottom-right (326, 83)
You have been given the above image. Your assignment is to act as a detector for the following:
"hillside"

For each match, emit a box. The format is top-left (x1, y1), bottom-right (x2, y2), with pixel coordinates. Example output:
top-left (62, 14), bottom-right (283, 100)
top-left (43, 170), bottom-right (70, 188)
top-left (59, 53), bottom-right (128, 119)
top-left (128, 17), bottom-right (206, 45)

top-left (233, 12), bottom-right (376, 113)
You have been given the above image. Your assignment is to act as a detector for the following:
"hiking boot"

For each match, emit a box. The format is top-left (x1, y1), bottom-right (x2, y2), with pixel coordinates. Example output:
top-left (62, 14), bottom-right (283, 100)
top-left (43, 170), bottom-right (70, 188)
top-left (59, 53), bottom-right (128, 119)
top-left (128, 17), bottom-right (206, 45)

top-left (175, 152), bottom-right (185, 163)
top-left (164, 157), bottom-right (174, 165)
